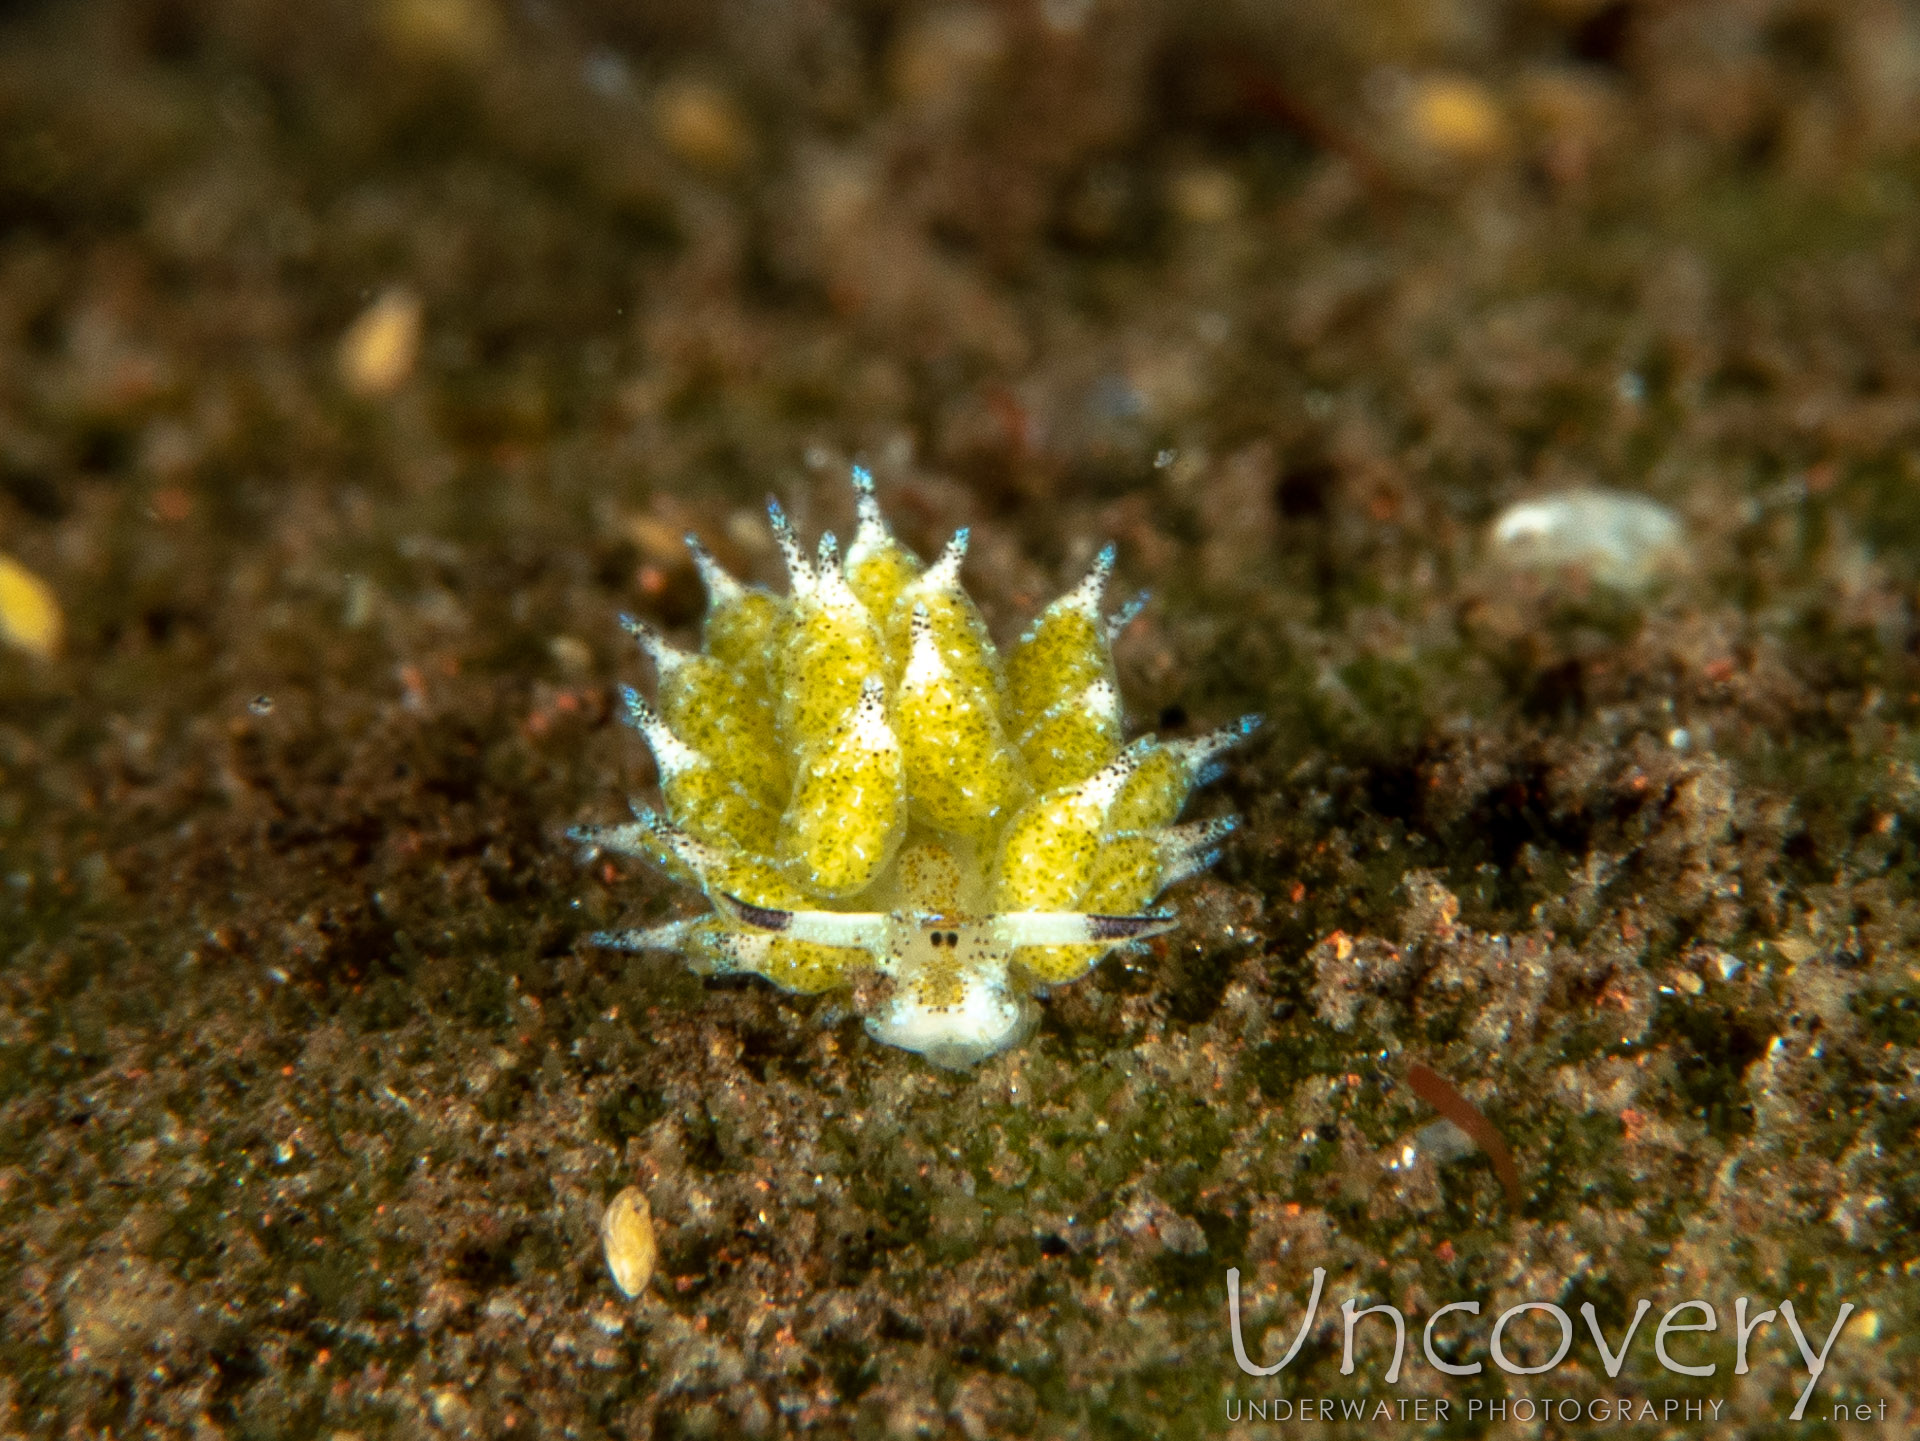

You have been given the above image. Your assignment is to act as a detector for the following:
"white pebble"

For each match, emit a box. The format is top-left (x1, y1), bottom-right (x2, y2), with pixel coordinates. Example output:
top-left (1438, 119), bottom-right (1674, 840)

top-left (1489, 488), bottom-right (1684, 592)
top-left (1415, 1118), bottom-right (1479, 1164)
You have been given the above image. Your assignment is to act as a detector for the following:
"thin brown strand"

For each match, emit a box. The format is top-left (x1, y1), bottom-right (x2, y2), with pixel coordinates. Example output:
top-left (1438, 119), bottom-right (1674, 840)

top-left (1405, 1061), bottom-right (1522, 1208)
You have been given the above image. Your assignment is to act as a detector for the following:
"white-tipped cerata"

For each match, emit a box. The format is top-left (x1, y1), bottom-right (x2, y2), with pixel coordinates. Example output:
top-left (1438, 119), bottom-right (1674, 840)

top-left (767, 498), bottom-right (815, 598)
top-left (684, 535), bottom-right (745, 609)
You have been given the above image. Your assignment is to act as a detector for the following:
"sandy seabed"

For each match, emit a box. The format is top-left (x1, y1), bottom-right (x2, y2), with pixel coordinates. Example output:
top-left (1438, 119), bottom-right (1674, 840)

top-left (2, 0), bottom-right (1918, 1435)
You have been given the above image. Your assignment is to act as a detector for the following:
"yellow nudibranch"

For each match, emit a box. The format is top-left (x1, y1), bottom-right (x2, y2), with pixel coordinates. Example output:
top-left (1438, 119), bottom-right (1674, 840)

top-left (573, 467), bottom-right (1258, 1068)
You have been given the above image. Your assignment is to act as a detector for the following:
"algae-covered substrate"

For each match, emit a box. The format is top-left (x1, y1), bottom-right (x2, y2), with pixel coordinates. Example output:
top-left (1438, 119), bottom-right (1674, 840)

top-left (3, 0), bottom-right (1919, 1436)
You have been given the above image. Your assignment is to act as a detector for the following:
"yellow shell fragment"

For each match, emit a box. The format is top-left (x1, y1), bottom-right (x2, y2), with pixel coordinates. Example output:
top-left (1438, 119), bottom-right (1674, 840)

top-left (1406, 74), bottom-right (1506, 162)
top-left (602, 1187), bottom-right (657, 1299)
top-left (337, 288), bottom-right (423, 397)
top-left (654, 75), bottom-right (754, 176)
top-left (0, 554), bottom-right (62, 659)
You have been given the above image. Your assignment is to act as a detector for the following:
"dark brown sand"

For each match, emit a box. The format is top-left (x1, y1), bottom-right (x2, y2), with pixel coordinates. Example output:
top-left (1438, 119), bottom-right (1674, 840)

top-left (2, 0), bottom-right (1917, 1434)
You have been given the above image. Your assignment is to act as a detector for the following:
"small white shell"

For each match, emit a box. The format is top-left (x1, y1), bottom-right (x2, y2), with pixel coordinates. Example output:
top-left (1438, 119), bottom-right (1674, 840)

top-left (337, 287), bottom-right (422, 397)
top-left (1489, 488), bottom-right (1684, 592)
top-left (601, 1187), bottom-right (657, 1298)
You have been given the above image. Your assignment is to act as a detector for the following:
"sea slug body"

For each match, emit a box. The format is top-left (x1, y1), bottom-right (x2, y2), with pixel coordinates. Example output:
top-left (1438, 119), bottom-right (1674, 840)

top-left (573, 468), bottom-right (1258, 1068)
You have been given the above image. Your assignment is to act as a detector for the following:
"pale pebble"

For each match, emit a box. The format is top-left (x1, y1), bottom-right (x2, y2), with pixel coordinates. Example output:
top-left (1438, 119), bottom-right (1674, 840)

top-left (1489, 488), bottom-right (1685, 591)
top-left (601, 1186), bottom-right (656, 1299)
top-left (0, 553), bottom-right (62, 658)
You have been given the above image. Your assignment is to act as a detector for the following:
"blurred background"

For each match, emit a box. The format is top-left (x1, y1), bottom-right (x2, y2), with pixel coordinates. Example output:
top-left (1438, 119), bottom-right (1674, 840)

top-left (4, 0), bottom-right (1920, 1436)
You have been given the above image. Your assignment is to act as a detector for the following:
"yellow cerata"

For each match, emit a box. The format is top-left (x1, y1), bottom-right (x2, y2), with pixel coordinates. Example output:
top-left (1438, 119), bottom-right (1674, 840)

top-left (573, 468), bottom-right (1258, 1068)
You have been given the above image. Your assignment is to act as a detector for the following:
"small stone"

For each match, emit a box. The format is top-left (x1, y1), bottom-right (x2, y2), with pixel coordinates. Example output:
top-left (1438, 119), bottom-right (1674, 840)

top-left (338, 289), bottom-right (423, 398)
top-left (601, 1186), bottom-right (656, 1298)
top-left (1415, 1118), bottom-right (1479, 1165)
top-left (1489, 488), bottom-right (1685, 592)
top-left (548, 635), bottom-right (593, 673)
top-left (1518, 65), bottom-right (1621, 182)
top-left (1405, 75), bottom-right (1506, 161)
top-left (1167, 165), bottom-right (1242, 225)
top-left (428, 1386), bottom-right (476, 1433)
top-left (384, 0), bottom-right (501, 65)
top-left (625, 513), bottom-right (689, 566)
top-left (654, 77), bottom-right (753, 176)
top-left (0, 553), bottom-right (62, 659)
top-left (64, 1254), bottom-right (205, 1373)
top-left (888, 6), bottom-right (1005, 117)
